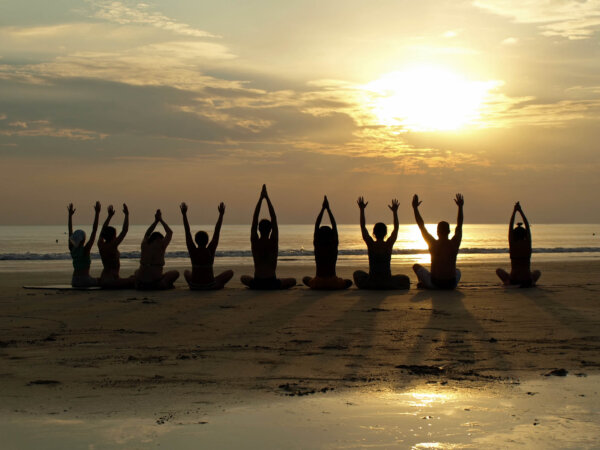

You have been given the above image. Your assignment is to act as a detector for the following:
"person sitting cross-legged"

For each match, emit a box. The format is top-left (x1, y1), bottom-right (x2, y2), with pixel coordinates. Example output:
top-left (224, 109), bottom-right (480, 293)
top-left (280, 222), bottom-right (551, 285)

top-left (240, 185), bottom-right (296, 290)
top-left (303, 196), bottom-right (352, 290)
top-left (180, 201), bottom-right (234, 290)
top-left (353, 197), bottom-right (410, 290)
top-left (412, 193), bottom-right (464, 290)
top-left (134, 209), bottom-right (180, 290)
top-left (496, 201), bottom-right (541, 288)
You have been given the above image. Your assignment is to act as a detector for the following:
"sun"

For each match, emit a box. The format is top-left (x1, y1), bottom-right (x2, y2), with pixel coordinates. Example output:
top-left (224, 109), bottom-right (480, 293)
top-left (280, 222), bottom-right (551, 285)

top-left (363, 65), bottom-right (499, 132)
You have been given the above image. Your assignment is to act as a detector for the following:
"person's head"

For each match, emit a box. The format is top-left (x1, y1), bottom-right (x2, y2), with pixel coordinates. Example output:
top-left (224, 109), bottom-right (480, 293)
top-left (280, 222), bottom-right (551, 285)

top-left (70, 229), bottom-right (86, 248)
top-left (316, 225), bottom-right (334, 245)
top-left (258, 219), bottom-right (272, 238)
top-left (373, 222), bottom-right (387, 240)
top-left (513, 223), bottom-right (527, 241)
top-left (101, 226), bottom-right (117, 242)
top-left (437, 221), bottom-right (450, 238)
top-left (195, 230), bottom-right (209, 247)
top-left (148, 231), bottom-right (164, 244)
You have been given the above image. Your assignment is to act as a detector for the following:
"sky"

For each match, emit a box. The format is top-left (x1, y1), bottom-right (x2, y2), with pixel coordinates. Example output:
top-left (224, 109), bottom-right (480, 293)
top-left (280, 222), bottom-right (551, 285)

top-left (1, 0), bottom-right (599, 225)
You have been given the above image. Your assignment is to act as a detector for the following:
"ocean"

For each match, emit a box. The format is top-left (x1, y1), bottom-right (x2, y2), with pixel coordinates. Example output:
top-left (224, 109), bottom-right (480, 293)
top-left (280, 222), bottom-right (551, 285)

top-left (0, 224), bottom-right (599, 272)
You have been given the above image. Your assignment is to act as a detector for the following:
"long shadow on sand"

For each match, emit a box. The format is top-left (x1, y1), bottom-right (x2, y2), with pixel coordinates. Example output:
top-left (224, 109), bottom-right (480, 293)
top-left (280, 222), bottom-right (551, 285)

top-left (302, 289), bottom-right (410, 385)
top-left (510, 286), bottom-right (600, 335)
top-left (395, 289), bottom-right (512, 383)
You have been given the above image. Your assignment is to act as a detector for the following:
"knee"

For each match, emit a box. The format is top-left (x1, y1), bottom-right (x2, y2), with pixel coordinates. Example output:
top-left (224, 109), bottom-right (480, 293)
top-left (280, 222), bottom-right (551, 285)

top-left (281, 278), bottom-right (296, 289)
top-left (412, 263), bottom-right (423, 273)
top-left (222, 270), bottom-right (234, 280)
top-left (353, 270), bottom-right (366, 280)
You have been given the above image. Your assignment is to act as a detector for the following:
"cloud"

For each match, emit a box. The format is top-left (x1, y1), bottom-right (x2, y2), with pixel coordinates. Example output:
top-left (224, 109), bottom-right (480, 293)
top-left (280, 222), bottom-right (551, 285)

top-left (480, 95), bottom-right (600, 127)
top-left (501, 37), bottom-right (518, 45)
top-left (0, 119), bottom-right (106, 140)
top-left (473, 0), bottom-right (600, 39)
top-left (89, 0), bottom-right (215, 38)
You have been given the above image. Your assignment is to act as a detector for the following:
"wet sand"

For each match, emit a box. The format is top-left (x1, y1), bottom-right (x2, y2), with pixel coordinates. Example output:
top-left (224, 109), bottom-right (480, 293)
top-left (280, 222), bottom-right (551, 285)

top-left (1, 260), bottom-right (599, 447)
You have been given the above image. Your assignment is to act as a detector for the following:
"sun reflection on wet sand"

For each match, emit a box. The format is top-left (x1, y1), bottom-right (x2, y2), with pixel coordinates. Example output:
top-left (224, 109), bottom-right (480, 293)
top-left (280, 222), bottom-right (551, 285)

top-left (2, 376), bottom-right (598, 449)
top-left (406, 390), bottom-right (455, 407)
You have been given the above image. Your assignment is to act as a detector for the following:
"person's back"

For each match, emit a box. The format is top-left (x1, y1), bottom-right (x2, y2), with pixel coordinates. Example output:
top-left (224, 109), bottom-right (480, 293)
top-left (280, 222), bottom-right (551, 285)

top-left (251, 234), bottom-right (278, 278)
top-left (509, 233), bottom-right (531, 277)
top-left (367, 239), bottom-right (393, 280)
top-left (428, 236), bottom-right (460, 287)
top-left (99, 241), bottom-right (120, 273)
top-left (315, 237), bottom-right (337, 278)
top-left (188, 246), bottom-right (215, 283)
top-left (412, 194), bottom-right (464, 290)
top-left (139, 238), bottom-right (166, 282)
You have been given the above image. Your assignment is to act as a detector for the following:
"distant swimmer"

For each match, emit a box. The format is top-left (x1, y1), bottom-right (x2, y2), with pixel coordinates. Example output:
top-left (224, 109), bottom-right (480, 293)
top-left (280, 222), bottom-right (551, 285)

top-left (496, 202), bottom-right (541, 288)
top-left (241, 185), bottom-right (296, 290)
top-left (180, 202), bottom-right (234, 290)
top-left (353, 197), bottom-right (410, 290)
top-left (97, 204), bottom-right (135, 289)
top-left (67, 201), bottom-right (100, 287)
top-left (412, 193), bottom-right (464, 290)
top-left (303, 196), bottom-right (352, 290)
top-left (134, 209), bottom-right (180, 290)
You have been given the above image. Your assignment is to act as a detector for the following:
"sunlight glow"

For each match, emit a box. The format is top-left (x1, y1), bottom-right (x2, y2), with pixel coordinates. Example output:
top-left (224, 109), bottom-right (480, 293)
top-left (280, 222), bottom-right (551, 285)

top-left (364, 65), bottom-right (500, 131)
top-left (408, 391), bottom-right (453, 407)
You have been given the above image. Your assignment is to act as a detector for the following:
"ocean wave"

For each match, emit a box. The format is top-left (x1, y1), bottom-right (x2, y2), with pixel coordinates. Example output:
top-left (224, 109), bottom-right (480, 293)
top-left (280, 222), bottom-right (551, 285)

top-left (1, 247), bottom-right (600, 261)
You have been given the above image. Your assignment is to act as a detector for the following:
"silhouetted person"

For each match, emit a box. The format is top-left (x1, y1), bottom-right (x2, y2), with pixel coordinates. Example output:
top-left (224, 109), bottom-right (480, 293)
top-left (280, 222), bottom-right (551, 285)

top-left (353, 197), bottom-right (410, 290)
top-left (303, 196), bottom-right (352, 290)
top-left (496, 202), bottom-right (541, 287)
top-left (97, 204), bottom-right (135, 289)
top-left (412, 193), bottom-right (463, 290)
top-left (180, 202), bottom-right (234, 290)
top-left (67, 201), bottom-right (100, 287)
top-left (135, 209), bottom-right (179, 290)
top-left (241, 185), bottom-right (296, 290)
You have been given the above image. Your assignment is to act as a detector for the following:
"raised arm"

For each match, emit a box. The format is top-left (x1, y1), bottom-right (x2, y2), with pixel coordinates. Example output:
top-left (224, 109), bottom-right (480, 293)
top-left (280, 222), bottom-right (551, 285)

top-left (67, 203), bottom-right (75, 250)
top-left (209, 202), bottom-right (225, 252)
top-left (387, 198), bottom-right (400, 245)
top-left (357, 196), bottom-right (372, 244)
top-left (251, 186), bottom-right (264, 242)
top-left (144, 210), bottom-right (160, 242)
top-left (84, 201), bottom-right (101, 252)
top-left (157, 210), bottom-right (173, 247)
top-left (508, 202), bottom-right (518, 241)
top-left (453, 193), bottom-right (464, 243)
top-left (99, 204), bottom-right (115, 246)
top-left (412, 194), bottom-right (435, 245)
top-left (115, 203), bottom-right (129, 246)
top-left (264, 186), bottom-right (278, 241)
top-left (325, 197), bottom-right (338, 243)
top-left (314, 198), bottom-right (326, 243)
top-left (180, 202), bottom-right (195, 252)
top-left (516, 202), bottom-right (532, 246)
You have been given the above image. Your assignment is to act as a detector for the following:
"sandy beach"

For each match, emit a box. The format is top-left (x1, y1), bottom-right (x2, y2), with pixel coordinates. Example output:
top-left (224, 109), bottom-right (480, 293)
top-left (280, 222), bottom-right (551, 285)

top-left (1, 260), bottom-right (599, 448)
